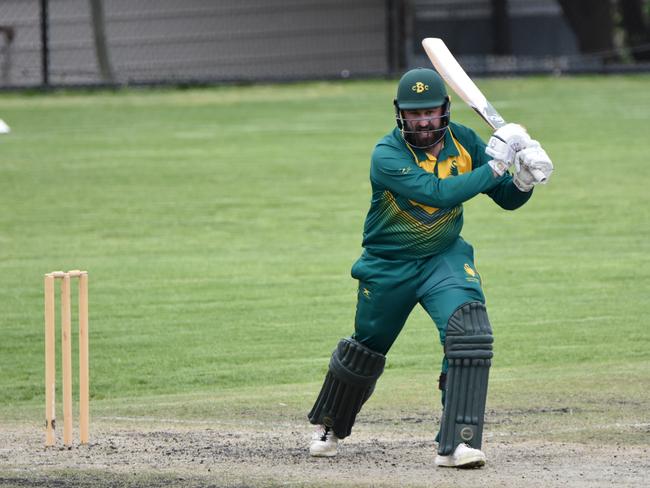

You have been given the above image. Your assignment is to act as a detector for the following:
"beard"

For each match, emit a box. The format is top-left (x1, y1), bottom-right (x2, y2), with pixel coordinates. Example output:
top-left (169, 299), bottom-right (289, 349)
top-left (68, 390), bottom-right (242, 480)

top-left (413, 127), bottom-right (437, 147)
top-left (405, 122), bottom-right (444, 149)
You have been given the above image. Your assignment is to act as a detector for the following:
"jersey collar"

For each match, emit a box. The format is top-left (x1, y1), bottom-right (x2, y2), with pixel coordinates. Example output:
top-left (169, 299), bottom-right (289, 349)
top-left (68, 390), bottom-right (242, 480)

top-left (399, 126), bottom-right (459, 162)
top-left (435, 127), bottom-right (460, 161)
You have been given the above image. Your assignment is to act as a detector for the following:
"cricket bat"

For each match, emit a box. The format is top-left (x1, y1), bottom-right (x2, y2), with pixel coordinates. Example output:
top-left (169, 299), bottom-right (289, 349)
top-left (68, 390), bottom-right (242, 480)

top-left (421, 37), bottom-right (546, 183)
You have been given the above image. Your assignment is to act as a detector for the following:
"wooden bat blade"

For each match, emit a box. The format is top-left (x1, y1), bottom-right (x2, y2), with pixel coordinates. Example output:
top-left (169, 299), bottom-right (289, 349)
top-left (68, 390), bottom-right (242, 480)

top-left (422, 38), bottom-right (546, 183)
top-left (422, 37), bottom-right (505, 129)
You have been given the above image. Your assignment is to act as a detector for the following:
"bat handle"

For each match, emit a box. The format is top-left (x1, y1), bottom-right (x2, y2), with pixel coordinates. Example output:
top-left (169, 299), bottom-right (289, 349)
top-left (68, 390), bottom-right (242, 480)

top-left (531, 168), bottom-right (546, 184)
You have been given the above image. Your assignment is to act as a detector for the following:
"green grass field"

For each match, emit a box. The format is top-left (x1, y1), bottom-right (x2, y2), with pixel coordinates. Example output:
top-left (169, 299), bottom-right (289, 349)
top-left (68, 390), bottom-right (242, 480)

top-left (0, 76), bottom-right (649, 484)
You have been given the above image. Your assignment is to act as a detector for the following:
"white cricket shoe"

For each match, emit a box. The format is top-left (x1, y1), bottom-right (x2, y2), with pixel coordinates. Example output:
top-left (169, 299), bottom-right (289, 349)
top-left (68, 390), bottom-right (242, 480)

top-left (435, 443), bottom-right (486, 469)
top-left (309, 425), bottom-right (339, 457)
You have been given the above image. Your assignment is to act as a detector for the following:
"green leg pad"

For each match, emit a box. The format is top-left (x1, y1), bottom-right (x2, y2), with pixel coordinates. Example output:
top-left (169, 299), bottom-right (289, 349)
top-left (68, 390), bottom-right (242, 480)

top-left (308, 338), bottom-right (385, 439)
top-left (438, 302), bottom-right (493, 455)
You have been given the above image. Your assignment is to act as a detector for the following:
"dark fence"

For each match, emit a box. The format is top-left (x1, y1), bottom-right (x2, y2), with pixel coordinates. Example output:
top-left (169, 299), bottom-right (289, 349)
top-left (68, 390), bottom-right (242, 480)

top-left (0, 0), bottom-right (648, 90)
top-left (0, 0), bottom-right (390, 88)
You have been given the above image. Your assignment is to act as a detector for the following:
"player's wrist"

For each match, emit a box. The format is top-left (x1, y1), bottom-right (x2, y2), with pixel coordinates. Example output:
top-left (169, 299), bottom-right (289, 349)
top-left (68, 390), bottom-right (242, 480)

top-left (487, 159), bottom-right (509, 177)
top-left (513, 174), bottom-right (534, 192)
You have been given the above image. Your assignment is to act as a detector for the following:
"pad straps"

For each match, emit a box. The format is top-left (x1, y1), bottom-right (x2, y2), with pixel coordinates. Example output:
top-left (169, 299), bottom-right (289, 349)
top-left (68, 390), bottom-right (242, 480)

top-left (308, 338), bottom-right (385, 438)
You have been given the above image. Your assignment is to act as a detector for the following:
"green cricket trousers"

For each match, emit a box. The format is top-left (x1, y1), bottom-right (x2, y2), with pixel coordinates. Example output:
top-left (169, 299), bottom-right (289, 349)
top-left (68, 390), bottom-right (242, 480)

top-left (350, 236), bottom-right (486, 377)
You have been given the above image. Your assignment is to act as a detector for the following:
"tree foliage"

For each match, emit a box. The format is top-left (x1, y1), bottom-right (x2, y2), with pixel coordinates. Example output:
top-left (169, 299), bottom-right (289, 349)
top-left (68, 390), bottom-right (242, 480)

top-left (557, 0), bottom-right (650, 62)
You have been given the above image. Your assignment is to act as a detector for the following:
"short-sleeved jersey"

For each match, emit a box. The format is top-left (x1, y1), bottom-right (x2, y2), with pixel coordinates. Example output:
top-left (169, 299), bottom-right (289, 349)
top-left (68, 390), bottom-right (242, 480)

top-left (361, 122), bottom-right (532, 259)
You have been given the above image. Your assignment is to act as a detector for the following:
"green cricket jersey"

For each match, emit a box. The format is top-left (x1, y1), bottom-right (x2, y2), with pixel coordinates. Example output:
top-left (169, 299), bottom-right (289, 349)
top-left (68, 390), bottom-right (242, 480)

top-left (361, 122), bottom-right (532, 259)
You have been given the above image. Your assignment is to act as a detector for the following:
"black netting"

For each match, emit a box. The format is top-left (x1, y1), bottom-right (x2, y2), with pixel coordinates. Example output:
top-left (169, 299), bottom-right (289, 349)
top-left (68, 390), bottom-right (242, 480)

top-left (1, 0), bottom-right (389, 88)
top-left (0, 0), bottom-right (41, 87)
top-left (1, 0), bottom-right (648, 89)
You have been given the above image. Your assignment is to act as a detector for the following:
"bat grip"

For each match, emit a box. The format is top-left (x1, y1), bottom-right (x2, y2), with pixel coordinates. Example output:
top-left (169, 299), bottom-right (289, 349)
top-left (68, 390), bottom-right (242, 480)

top-left (532, 168), bottom-right (546, 183)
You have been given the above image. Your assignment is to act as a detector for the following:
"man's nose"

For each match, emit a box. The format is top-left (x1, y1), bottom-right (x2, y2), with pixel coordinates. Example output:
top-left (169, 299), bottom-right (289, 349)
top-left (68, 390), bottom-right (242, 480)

top-left (417, 118), bottom-right (430, 127)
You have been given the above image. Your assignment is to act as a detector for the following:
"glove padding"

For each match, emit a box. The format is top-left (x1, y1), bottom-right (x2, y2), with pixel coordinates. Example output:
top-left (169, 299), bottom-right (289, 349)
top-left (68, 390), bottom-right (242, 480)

top-left (486, 123), bottom-right (531, 167)
top-left (487, 158), bottom-right (510, 177)
top-left (513, 140), bottom-right (554, 192)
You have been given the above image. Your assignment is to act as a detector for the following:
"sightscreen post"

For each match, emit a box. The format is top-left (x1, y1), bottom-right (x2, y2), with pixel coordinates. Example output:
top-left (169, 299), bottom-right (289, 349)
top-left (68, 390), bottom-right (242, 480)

top-left (40, 0), bottom-right (49, 88)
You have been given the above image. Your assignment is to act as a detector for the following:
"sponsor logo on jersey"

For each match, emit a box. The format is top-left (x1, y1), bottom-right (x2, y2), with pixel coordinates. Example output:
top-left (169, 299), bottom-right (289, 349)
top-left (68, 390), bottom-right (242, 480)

top-left (450, 160), bottom-right (459, 176)
top-left (464, 263), bottom-right (480, 284)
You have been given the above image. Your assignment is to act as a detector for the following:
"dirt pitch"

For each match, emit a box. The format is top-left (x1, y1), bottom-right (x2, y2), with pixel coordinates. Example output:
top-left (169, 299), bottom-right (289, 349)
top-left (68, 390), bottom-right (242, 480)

top-left (1, 412), bottom-right (648, 488)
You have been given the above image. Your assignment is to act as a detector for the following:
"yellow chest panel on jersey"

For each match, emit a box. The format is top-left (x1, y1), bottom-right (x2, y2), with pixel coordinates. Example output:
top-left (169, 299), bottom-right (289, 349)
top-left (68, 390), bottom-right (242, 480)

top-left (406, 131), bottom-right (473, 214)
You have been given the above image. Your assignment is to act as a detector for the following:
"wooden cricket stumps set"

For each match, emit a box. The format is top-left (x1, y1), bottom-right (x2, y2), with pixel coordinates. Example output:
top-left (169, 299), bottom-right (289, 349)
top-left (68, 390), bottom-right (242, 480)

top-left (44, 270), bottom-right (89, 447)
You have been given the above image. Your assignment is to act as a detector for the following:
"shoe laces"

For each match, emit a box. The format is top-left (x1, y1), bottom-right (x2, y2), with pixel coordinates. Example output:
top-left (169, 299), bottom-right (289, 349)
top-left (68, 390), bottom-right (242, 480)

top-left (320, 426), bottom-right (332, 442)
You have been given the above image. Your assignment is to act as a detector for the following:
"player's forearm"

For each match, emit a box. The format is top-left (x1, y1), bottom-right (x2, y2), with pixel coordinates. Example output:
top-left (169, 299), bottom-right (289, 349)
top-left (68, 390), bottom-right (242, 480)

top-left (486, 177), bottom-right (533, 210)
top-left (391, 164), bottom-right (499, 208)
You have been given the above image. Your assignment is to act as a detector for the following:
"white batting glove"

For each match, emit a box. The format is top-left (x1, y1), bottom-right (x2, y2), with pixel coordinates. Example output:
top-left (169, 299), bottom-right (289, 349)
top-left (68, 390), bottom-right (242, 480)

top-left (486, 123), bottom-right (532, 168)
top-left (512, 163), bottom-right (536, 192)
top-left (488, 159), bottom-right (510, 177)
top-left (513, 140), bottom-right (554, 191)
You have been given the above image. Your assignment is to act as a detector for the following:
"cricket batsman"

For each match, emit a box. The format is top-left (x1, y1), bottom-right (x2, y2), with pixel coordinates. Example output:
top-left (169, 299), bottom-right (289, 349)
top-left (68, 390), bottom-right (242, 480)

top-left (307, 68), bottom-right (553, 468)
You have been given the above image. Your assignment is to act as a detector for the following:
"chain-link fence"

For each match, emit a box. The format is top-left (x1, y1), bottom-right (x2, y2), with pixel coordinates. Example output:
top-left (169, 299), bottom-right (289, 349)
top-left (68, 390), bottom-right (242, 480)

top-left (0, 0), bottom-right (391, 88)
top-left (1, 0), bottom-right (648, 90)
top-left (0, 0), bottom-right (41, 87)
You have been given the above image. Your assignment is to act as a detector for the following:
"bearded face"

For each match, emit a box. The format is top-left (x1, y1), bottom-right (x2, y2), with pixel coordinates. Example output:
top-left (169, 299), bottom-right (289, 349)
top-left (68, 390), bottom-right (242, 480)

top-left (401, 107), bottom-right (447, 149)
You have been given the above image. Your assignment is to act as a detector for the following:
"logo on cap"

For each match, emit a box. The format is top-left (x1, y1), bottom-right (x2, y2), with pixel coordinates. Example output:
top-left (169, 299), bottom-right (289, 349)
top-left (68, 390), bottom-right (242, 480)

top-left (411, 82), bottom-right (429, 93)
